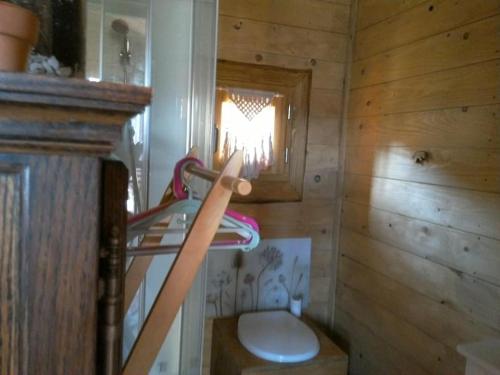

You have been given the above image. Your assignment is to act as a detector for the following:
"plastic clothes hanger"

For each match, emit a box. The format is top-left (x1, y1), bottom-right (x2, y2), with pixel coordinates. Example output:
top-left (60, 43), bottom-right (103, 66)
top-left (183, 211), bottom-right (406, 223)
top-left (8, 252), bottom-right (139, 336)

top-left (127, 158), bottom-right (260, 252)
top-left (173, 156), bottom-right (259, 233)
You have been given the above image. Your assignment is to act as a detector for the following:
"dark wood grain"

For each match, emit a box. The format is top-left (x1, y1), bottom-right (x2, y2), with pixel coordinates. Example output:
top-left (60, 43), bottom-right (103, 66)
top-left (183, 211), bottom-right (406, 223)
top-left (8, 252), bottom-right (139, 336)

top-left (0, 153), bottom-right (100, 375)
top-left (97, 160), bottom-right (128, 375)
top-left (0, 72), bottom-right (150, 375)
top-left (0, 163), bottom-right (27, 375)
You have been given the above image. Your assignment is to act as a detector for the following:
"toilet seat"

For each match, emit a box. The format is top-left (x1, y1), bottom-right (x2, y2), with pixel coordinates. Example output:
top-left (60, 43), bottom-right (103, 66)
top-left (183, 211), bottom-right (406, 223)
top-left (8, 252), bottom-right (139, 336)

top-left (237, 310), bottom-right (320, 363)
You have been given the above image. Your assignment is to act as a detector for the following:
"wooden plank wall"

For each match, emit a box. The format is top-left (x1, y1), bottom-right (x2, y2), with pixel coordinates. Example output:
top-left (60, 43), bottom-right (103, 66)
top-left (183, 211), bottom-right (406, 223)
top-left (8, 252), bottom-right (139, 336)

top-left (334, 1), bottom-right (500, 374)
top-left (219, 0), bottom-right (353, 323)
top-left (203, 0), bottom-right (352, 373)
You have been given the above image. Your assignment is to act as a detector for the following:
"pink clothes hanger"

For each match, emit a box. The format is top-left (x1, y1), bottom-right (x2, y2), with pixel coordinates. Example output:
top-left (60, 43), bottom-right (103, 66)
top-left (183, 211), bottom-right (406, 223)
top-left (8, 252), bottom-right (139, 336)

top-left (127, 156), bottom-right (260, 251)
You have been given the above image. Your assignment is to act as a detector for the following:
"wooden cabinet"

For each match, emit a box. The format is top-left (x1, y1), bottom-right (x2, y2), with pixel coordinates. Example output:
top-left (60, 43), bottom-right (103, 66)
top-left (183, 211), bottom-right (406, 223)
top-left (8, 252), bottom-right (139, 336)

top-left (0, 72), bottom-right (150, 375)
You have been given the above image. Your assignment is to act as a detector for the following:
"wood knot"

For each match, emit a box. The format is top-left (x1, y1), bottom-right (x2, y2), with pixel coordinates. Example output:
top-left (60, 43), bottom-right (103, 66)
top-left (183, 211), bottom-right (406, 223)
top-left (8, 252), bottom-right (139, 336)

top-left (412, 150), bottom-right (430, 164)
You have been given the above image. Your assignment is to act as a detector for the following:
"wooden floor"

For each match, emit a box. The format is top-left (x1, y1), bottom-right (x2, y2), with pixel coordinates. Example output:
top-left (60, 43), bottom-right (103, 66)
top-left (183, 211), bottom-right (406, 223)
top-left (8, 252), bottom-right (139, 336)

top-left (334, 0), bottom-right (500, 374)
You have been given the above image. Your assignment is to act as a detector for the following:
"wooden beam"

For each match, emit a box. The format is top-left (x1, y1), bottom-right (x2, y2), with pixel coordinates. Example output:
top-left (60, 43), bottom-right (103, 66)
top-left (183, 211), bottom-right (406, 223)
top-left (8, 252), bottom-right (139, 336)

top-left (341, 200), bottom-right (500, 286)
top-left (345, 105), bottom-right (500, 149)
top-left (340, 229), bottom-right (500, 330)
top-left (219, 0), bottom-right (350, 34)
top-left (123, 151), bottom-right (243, 375)
top-left (354, 0), bottom-right (499, 60)
top-left (352, 15), bottom-right (500, 89)
top-left (218, 15), bottom-right (347, 63)
top-left (336, 283), bottom-right (465, 374)
top-left (356, 0), bottom-right (426, 30)
top-left (345, 145), bottom-right (500, 193)
top-left (343, 173), bottom-right (500, 239)
top-left (348, 59), bottom-right (500, 117)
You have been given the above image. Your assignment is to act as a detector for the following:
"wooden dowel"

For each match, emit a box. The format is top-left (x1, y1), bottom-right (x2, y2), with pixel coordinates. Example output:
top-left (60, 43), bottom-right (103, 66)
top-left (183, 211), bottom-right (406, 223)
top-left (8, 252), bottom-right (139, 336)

top-left (185, 163), bottom-right (252, 196)
top-left (127, 245), bottom-right (180, 257)
top-left (221, 176), bottom-right (252, 196)
top-left (132, 227), bottom-right (245, 236)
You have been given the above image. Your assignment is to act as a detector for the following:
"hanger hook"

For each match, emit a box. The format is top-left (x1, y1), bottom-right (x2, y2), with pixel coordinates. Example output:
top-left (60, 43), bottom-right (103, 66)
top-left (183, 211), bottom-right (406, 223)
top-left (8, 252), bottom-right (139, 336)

top-left (181, 160), bottom-right (197, 199)
top-left (173, 157), bottom-right (205, 199)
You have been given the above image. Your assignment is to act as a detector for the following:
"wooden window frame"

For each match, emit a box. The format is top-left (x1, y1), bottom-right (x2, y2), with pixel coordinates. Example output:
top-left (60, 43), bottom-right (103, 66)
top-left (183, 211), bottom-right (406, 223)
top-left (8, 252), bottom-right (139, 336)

top-left (215, 60), bottom-right (311, 203)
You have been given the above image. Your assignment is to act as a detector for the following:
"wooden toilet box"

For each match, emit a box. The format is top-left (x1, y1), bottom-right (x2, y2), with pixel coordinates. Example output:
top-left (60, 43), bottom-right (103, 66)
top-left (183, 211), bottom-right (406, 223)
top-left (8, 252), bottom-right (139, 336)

top-left (211, 316), bottom-right (348, 375)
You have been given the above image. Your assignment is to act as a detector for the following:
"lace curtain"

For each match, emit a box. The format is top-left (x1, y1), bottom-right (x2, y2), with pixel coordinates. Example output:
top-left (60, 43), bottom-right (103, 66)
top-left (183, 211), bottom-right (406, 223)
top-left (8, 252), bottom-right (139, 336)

top-left (217, 88), bottom-right (278, 179)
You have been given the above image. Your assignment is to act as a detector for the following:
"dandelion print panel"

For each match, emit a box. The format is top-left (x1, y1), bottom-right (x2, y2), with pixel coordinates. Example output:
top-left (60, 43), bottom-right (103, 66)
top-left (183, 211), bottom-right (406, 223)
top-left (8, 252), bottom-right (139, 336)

top-left (205, 238), bottom-right (311, 318)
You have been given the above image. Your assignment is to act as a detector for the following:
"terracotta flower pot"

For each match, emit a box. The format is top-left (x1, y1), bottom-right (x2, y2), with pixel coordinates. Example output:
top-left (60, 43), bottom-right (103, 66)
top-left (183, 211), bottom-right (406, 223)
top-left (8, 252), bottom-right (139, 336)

top-left (0, 1), bottom-right (39, 72)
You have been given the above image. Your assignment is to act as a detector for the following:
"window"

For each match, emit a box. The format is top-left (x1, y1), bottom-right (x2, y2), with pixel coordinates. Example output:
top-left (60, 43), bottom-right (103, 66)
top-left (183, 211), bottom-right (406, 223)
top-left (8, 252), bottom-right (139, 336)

top-left (215, 88), bottom-right (284, 179)
top-left (215, 60), bottom-right (311, 202)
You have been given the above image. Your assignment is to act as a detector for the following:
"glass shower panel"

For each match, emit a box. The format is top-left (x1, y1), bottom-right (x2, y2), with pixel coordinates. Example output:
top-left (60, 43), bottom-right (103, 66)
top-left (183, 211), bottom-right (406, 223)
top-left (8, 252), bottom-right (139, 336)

top-left (146, 1), bottom-right (194, 371)
top-left (104, 0), bottom-right (149, 215)
top-left (86, 2), bottom-right (153, 371)
top-left (181, 0), bottom-right (219, 373)
top-left (101, 0), bottom-right (148, 86)
top-left (85, 0), bottom-right (218, 373)
top-left (85, 0), bottom-right (103, 81)
top-left (86, 0), bottom-right (150, 214)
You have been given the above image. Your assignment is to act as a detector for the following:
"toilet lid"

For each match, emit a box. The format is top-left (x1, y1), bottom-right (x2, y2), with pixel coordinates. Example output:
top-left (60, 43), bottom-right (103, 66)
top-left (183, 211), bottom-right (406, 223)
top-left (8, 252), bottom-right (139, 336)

top-left (237, 310), bottom-right (320, 363)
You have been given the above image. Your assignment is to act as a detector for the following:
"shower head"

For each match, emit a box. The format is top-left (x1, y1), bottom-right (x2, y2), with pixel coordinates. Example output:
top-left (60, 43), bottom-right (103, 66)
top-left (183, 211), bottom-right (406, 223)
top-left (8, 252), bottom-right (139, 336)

top-left (111, 19), bottom-right (129, 35)
top-left (111, 18), bottom-right (132, 71)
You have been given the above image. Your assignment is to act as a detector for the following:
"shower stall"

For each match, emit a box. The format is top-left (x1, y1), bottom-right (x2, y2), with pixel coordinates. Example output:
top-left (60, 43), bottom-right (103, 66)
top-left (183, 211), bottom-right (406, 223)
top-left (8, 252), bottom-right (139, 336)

top-left (85, 1), bottom-right (218, 374)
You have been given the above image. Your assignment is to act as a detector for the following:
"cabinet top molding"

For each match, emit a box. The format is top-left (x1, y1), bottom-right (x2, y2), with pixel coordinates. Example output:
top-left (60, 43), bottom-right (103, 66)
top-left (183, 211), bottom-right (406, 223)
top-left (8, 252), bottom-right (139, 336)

top-left (0, 73), bottom-right (152, 155)
top-left (0, 72), bottom-right (152, 113)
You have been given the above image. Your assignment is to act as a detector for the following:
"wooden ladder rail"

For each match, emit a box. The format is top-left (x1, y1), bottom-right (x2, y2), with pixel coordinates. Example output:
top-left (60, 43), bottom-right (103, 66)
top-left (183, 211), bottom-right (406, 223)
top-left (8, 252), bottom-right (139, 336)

top-left (123, 149), bottom-right (252, 311)
top-left (123, 148), bottom-right (198, 312)
top-left (123, 151), bottom-right (245, 375)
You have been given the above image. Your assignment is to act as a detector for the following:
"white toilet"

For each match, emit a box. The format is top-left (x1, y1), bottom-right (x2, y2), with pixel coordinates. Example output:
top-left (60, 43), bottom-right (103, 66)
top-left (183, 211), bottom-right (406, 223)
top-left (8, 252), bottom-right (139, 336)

top-left (237, 310), bottom-right (320, 363)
